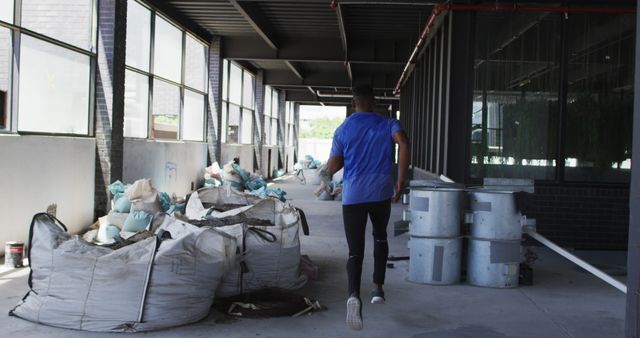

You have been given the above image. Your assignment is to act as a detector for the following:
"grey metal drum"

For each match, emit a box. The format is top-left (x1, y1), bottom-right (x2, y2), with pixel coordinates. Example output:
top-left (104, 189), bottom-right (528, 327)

top-left (467, 238), bottom-right (520, 288)
top-left (469, 190), bottom-right (522, 240)
top-left (409, 188), bottom-right (464, 238)
top-left (408, 237), bottom-right (462, 285)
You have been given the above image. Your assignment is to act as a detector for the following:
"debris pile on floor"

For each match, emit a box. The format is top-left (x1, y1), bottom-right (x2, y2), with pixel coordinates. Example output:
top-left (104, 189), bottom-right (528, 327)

top-left (312, 165), bottom-right (343, 201)
top-left (10, 179), bottom-right (315, 332)
top-left (82, 179), bottom-right (186, 245)
top-left (209, 161), bottom-right (287, 202)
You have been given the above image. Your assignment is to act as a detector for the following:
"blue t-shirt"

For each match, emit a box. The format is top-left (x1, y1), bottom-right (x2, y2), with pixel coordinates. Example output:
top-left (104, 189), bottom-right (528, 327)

top-left (330, 112), bottom-right (403, 205)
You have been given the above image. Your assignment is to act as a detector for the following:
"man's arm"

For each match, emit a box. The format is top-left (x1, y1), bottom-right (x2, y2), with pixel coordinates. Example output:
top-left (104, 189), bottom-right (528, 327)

top-left (393, 130), bottom-right (410, 202)
top-left (327, 156), bottom-right (344, 177)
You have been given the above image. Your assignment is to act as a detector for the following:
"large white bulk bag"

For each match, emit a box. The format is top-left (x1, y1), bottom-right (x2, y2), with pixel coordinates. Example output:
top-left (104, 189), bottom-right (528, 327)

top-left (215, 199), bottom-right (307, 297)
top-left (10, 213), bottom-right (236, 332)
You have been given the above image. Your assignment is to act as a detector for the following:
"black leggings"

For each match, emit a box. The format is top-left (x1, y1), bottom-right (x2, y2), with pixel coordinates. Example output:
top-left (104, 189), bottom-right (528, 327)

top-left (342, 199), bottom-right (391, 297)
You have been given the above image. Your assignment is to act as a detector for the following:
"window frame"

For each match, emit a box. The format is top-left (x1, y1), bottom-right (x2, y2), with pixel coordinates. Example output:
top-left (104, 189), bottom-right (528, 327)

top-left (124, 0), bottom-right (209, 142)
top-left (222, 59), bottom-right (255, 145)
top-left (0, 0), bottom-right (97, 136)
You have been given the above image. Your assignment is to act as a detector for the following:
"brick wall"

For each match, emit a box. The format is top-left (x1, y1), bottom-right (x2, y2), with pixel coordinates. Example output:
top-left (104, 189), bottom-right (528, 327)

top-left (94, 0), bottom-right (126, 218)
top-left (527, 185), bottom-right (630, 250)
top-left (206, 36), bottom-right (222, 166)
top-left (254, 69), bottom-right (264, 175)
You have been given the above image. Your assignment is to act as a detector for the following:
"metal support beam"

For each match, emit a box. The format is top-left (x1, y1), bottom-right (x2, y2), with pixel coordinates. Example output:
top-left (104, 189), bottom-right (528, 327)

top-left (238, 0), bottom-right (437, 3)
top-left (264, 69), bottom-right (351, 88)
top-left (228, 0), bottom-right (278, 49)
top-left (285, 61), bottom-right (304, 80)
top-left (223, 37), bottom-right (409, 65)
top-left (336, 3), bottom-right (353, 82)
top-left (625, 0), bottom-right (640, 335)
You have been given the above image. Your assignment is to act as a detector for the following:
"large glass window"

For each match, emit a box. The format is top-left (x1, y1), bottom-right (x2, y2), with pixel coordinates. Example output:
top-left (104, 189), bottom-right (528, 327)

top-left (286, 101), bottom-right (295, 146)
top-left (183, 90), bottom-right (205, 141)
top-left (222, 60), bottom-right (255, 145)
top-left (21, 0), bottom-right (95, 51)
top-left (124, 1), bottom-right (208, 142)
top-left (241, 108), bottom-right (253, 145)
top-left (1, 1), bottom-right (96, 135)
top-left (124, 70), bottom-right (149, 138)
top-left (185, 34), bottom-right (207, 92)
top-left (469, 11), bottom-right (635, 184)
top-left (229, 62), bottom-right (242, 105)
top-left (151, 79), bottom-right (179, 139)
top-left (0, 0), bottom-right (13, 23)
top-left (243, 71), bottom-right (254, 109)
top-left (153, 15), bottom-right (182, 83)
top-left (227, 103), bottom-right (240, 144)
top-left (564, 14), bottom-right (634, 182)
top-left (125, 0), bottom-right (151, 72)
top-left (471, 13), bottom-right (560, 180)
top-left (264, 85), bottom-right (280, 146)
top-left (0, 28), bottom-right (10, 130)
top-left (18, 35), bottom-right (91, 134)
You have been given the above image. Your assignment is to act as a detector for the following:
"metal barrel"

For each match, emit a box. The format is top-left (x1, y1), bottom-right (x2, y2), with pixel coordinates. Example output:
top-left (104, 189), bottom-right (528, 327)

top-left (409, 188), bottom-right (464, 237)
top-left (408, 186), bottom-right (464, 285)
top-left (408, 237), bottom-right (462, 285)
top-left (467, 238), bottom-right (520, 288)
top-left (5, 241), bottom-right (25, 268)
top-left (469, 190), bottom-right (522, 240)
top-left (467, 190), bottom-right (522, 288)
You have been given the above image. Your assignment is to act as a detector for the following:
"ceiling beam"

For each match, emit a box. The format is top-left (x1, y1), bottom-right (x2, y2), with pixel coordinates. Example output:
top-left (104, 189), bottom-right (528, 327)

top-left (238, 0), bottom-right (437, 4)
top-left (223, 37), bottom-right (408, 64)
top-left (336, 4), bottom-right (348, 58)
top-left (228, 0), bottom-right (278, 49)
top-left (335, 3), bottom-right (353, 82)
top-left (285, 61), bottom-right (304, 80)
top-left (264, 69), bottom-right (351, 88)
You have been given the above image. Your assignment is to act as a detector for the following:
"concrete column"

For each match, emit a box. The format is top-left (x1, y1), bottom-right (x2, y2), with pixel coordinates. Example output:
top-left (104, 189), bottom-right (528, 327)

top-left (277, 89), bottom-right (287, 169)
top-left (254, 69), bottom-right (265, 175)
top-left (206, 36), bottom-right (222, 166)
top-left (94, 0), bottom-right (126, 218)
top-left (625, 1), bottom-right (640, 335)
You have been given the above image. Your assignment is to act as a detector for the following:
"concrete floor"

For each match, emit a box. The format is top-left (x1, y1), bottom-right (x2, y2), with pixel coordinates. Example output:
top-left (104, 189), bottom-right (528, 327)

top-left (0, 177), bottom-right (627, 338)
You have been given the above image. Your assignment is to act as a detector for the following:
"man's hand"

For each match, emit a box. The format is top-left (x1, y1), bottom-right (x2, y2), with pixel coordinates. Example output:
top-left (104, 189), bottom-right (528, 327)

top-left (393, 179), bottom-right (407, 202)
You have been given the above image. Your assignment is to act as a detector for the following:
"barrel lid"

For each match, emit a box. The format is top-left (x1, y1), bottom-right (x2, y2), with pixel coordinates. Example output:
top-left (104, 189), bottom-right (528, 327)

top-left (411, 187), bottom-right (465, 193)
top-left (410, 179), bottom-right (464, 189)
top-left (467, 187), bottom-right (518, 194)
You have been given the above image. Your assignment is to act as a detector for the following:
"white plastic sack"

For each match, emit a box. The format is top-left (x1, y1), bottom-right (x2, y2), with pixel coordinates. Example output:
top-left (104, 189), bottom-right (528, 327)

top-left (11, 213), bottom-right (236, 332)
top-left (126, 179), bottom-right (163, 213)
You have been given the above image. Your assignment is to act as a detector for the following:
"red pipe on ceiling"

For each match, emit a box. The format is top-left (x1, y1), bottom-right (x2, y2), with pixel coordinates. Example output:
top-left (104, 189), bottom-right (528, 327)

top-left (392, 3), bottom-right (637, 95)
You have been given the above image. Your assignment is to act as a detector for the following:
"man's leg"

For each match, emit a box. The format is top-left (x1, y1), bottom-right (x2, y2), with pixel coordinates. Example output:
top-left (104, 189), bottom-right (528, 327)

top-left (343, 203), bottom-right (368, 330)
top-left (367, 199), bottom-right (391, 299)
top-left (342, 203), bottom-right (368, 297)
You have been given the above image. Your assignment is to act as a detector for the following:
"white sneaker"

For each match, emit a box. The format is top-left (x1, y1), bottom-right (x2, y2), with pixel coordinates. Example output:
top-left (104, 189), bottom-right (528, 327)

top-left (346, 296), bottom-right (363, 330)
top-left (370, 289), bottom-right (385, 304)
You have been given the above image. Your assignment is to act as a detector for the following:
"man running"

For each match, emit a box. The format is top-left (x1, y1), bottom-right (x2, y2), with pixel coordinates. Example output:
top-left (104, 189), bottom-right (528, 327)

top-left (326, 85), bottom-right (410, 330)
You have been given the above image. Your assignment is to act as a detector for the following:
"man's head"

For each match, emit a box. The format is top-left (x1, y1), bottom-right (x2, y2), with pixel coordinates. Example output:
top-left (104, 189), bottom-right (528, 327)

top-left (352, 85), bottom-right (375, 112)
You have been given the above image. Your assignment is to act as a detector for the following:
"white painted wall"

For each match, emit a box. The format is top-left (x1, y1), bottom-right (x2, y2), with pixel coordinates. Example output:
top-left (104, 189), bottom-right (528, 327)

top-left (123, 139), bottom-right (207, 197)
top-left (261, 146), bottom-right (280, 178)
top-left (221, 144), bottom-right (255, 172)
top-left (0, 135), bottom-right (95, 246)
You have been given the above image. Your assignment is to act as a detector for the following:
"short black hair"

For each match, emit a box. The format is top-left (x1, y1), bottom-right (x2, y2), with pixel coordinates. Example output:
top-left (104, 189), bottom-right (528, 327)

top-left (352, 85), bottom-right (374, 100)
